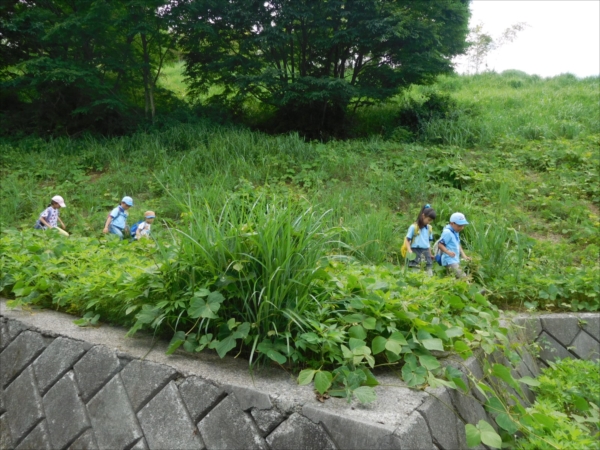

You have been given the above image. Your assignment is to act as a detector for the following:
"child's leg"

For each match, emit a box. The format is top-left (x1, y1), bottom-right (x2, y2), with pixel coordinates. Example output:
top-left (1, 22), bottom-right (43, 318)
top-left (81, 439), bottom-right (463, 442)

top-left (447, 263), bottom-right (466, 278)
top-left (108, 224), bottom-right (124, 240)
top-left (408, 248), bottom-right (423, 268)
top-left (423, 252), bottom-right (433, 276)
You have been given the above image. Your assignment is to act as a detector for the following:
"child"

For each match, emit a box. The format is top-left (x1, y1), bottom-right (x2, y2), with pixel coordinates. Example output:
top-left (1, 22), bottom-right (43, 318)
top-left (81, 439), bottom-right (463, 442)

top-left (103, 196), bottom-right (133, 239)
top-left (437, 212), bottom-right (472, 278)
top-left (35, 195), bottom-right (67, 231)
top-left (133, 210), bottom-right (155, 240)
top-left (404, 204), bottom-right (436, 275)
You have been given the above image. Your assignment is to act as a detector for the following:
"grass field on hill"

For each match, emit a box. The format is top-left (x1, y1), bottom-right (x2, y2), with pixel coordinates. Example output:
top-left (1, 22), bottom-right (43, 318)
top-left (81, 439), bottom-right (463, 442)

top-left (1, 72), bottom-right (599, 430)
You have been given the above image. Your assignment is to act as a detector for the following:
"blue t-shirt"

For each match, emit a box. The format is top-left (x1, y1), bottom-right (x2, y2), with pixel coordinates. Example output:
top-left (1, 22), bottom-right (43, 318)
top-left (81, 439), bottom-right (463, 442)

top-left (109, 206), bottom-right (128, 229)
top-left (406, 224), bottom-right (433, 249)
top-left (439, 225), bottom-right (461, 266)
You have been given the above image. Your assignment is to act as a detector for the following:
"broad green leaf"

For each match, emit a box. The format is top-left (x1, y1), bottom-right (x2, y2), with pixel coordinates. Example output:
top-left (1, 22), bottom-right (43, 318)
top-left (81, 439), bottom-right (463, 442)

top-left (491, 364), bottom-right (518, 388)
top-left (298, 369), bottom-right (316, 385)
top-left (453, 341), bottom-right (472, 359)
top-left (193, 288), bottom-right (210, 297)
top-left (348, 338), bottom-right (366, 350)
top-left (353, 386), bottom-right (376, 403)
top-left (385, 339), bottom-right (402, 355)
top-left (465, 424), bottom-right (481, 447)
top-left (266, 349), bottom-right (287, 364)
top-left (532, 412), bottom-right (555, 429)
top-left (495, 413), bottom-right (518, 434)
top-left (214, 334), bottom-right (237, 358)
top-left (419, 354), bottom-right (441, 370)
top-left (571, 395), bottom-right (590, 411)
top-left (477, 420), bottom-right (502, 448)
top-left (166, 331), bottom-right (186, 355)
top-left (371, 336), bottom-right (387, 355)
top-left (421, 338), bottom-right (444, 351)
top-left (314, 371), bottom-right (332, 395)
top-left (341, 344), bottom-right (353, 359)
top-left (518, 376), bottom-right (540, 387)
top-left (348, 325), bottom-right (367, 340)
top-left (484, 396), bottom-right (505, 415)
top-left (389, 331), bottom-right (408, 345)
top-left (362, 317), bottom-right (377, 330)
top-left (445, 327), bottom-right (464, 338)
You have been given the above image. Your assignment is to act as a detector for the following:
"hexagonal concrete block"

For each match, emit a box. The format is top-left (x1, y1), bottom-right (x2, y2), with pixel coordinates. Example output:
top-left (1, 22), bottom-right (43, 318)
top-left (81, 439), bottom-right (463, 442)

top-left (266, 413), bottom-right (336, 450)
top-left (417, 390), bottom-right (461, 450)
top-left (137, 381), bottom-right (204, 450)
top-left (86, 375), bottom-right (143, 450)
top-left (42, 371), bottom-right (90, 450)
top-left (392, 411), bottom-right (433, 450)
top-left (4, 366), bottom-right (45, 445)
top-left (179, 376), bottom-right (224, 423)
top-left (198, 395), bottom-right (267, 450)
top-left (15, 420), bottom-right (51, 450)
top-left (34, 337), bottom-right (89, 395)
top-left (121, 359), bottom-right (178, 412)
top-left (73, 345), bottom-right (121, 402)
top-left (540, 315), bottom-right (580, 347)
top-left (1, 330), bottom-right (47, 388)
top-left (578, 313), bottom-right (600, 342)
top-left (251, 407), bottom-right (285, 436)
top-left (67, 428), bottom-right (99, 450)
top-left (537, 331), bottom-right (574, 364)
top-left (570, 331), bottom-right (600, 361)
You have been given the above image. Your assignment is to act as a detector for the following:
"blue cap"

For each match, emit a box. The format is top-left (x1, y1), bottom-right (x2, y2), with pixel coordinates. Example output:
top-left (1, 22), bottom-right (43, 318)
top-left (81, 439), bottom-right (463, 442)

top-left (121, 196), bottom-right (134, 206)
top-left (450, 212), bottom-right (469, 225)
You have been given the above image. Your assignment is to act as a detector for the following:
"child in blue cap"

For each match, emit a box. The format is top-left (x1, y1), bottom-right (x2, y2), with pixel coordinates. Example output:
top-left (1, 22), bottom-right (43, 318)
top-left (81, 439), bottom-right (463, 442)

top-left (437, 212), bottom-right (471, 278)
top-left (103, 196), bottom-right (133, 239)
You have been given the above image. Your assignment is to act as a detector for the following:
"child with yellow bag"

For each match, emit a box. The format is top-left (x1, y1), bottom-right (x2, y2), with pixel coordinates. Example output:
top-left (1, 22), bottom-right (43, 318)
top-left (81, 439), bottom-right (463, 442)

top-left (401, 204), bottom-right (436, 275)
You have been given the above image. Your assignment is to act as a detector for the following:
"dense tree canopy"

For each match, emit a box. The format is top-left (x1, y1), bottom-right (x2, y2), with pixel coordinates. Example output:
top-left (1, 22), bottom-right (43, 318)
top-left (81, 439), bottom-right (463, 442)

top-left (176, 0), bottom-right (470, 136)
top-left (0, 0), bottom-right (176, 135)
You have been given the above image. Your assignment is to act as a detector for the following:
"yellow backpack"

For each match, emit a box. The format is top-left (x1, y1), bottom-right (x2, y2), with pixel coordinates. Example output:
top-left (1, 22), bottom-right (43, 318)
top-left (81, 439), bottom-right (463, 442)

top-left (401, 223), bottom-right (433, 258)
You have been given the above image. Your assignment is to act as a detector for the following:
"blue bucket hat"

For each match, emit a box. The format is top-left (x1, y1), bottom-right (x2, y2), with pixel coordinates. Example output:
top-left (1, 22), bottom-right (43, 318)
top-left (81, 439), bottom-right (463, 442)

top-left (121, 196), bottom-right (134, 206)
top-left (450, 212), bottom-right (469, 225)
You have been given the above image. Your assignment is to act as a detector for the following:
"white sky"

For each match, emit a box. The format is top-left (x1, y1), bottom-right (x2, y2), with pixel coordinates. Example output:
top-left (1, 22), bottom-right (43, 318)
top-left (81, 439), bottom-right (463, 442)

top-left (454, 0), bottom-right (600, 78)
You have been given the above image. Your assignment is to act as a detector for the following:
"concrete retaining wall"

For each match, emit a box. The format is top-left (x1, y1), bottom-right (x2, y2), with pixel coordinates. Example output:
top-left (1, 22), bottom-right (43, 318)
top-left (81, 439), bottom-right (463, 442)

top-left (1, 302), bottom-right (598, 450)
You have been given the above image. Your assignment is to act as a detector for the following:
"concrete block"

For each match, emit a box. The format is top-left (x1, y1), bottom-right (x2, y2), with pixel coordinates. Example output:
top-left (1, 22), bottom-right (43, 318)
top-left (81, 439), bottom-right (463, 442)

top-left (0, 320), bottom-right (11, 352)
top-left (266, 413), bottom-right (337, 450)
top-left (179, 376), bottom-right (224, 422)
top-left (0, 414), bottom-right (14, 450)
top-left (516, 345), bottom-right (540, 378)
top-left (537, 331), bottom-right (574, 364)
top-left (0, 330), bottom-right (47, 388)
top-left (417, 390), bottom-right (461, 450)
top-left (198, 395), bottom-right (267, 450)
top-left (15, 420), bottom-right (51, 450)
top-left (131, 437), bottom-right (149, 450)
top-left (34, 337), bottom-right (88, 395)
top-left (571, 331), bottom-right (600, 361)
top-left (302, 405), bottom-right (396, 450)
top-left (392, 411), bottom-right (433, 450)
top-left (225, 385), bottom-right (273, 411)
top-left (6, 319), bottom-right (28, 341)
top-left (137, 381), bottom-right (204, 450)
top-left (73, 345), bottom-right (121, 402)
top-left (121, 359), bottom-right (178, 412)
top-left (251, 407), bottom-right (285, 436)
top-left (67, 429), bottom-right (98, 450)
top-left (42, 371), bottom-right (90, 450)
top-left (578, 313), bottom-right (600, 342)
top-left (540, 315), bottom-right (580, 346)
top-left (86, 374), bottom-right (143, 450)
top-left (4, 366), bottom-right (45, 446)
top-left (0, 386), bottom-right (5, 415)
top-left (511, 316), bottom-right (542, 342)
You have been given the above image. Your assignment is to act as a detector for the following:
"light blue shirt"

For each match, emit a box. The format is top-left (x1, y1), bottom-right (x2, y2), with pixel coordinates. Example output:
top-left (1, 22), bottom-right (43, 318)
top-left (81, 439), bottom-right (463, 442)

top-left (109, 206), bottom-right (128, 229)
top-left (406, 224), bottom-right (433, 249)
top-left (440, 225), bottom-right (461, 266)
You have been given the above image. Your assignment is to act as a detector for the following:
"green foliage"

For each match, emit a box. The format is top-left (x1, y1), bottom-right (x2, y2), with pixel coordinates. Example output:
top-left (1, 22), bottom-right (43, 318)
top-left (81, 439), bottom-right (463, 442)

top-left (176, 0), bottom-right (470, 138)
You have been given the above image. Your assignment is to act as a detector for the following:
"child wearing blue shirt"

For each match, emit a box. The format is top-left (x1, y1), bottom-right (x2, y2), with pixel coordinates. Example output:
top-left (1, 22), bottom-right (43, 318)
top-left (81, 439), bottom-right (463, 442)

top-left (404, 204), bottom-right (437, 275)
top-left (103, 196), bottom-right (134, 239)
top-left (437, 212), bottom-right (472, 278)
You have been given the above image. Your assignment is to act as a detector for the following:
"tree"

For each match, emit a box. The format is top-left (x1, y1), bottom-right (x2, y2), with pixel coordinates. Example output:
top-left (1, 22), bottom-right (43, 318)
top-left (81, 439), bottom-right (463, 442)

top-left (465, 22), bottom-right (529, 74)
top-left (175, 0), bottom-right (470, 137)
top-left (0, 0), bottom-right (176, 135)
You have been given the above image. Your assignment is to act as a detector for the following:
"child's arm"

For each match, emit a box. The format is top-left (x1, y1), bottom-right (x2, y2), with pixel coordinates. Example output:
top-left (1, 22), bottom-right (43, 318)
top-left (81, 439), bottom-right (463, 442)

top-left (103, 215), bottom-right (112, 234)
top-left (459, 246), bottom-right (471, 261)
top-left (404, 237), bottom-right (413, 253)
top-left (135, 223), bottom-right (143, 240)
top-left (437, 242), bottom-right (456, 258)
top-left (39, 216), bottom-right (52, 228)
top-left (58, 217), bottom-right (66, 229)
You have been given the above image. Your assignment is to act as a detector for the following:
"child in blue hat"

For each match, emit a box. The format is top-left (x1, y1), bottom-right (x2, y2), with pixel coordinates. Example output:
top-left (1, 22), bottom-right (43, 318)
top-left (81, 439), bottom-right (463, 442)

top-left (103, 196), bottom-right (133, 239)
top-left (437, 212), bottom-right (471, 278)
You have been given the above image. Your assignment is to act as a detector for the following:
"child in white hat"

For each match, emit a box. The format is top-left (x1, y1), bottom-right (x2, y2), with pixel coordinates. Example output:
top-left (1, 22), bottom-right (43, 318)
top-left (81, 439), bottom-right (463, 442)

top-left (35, 195), bottom-right (67, 232)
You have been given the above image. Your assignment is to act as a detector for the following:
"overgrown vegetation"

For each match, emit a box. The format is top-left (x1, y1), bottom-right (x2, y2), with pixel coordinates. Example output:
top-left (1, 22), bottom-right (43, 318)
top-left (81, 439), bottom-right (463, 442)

top-left (1, 71), bottom-right (598, 448)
